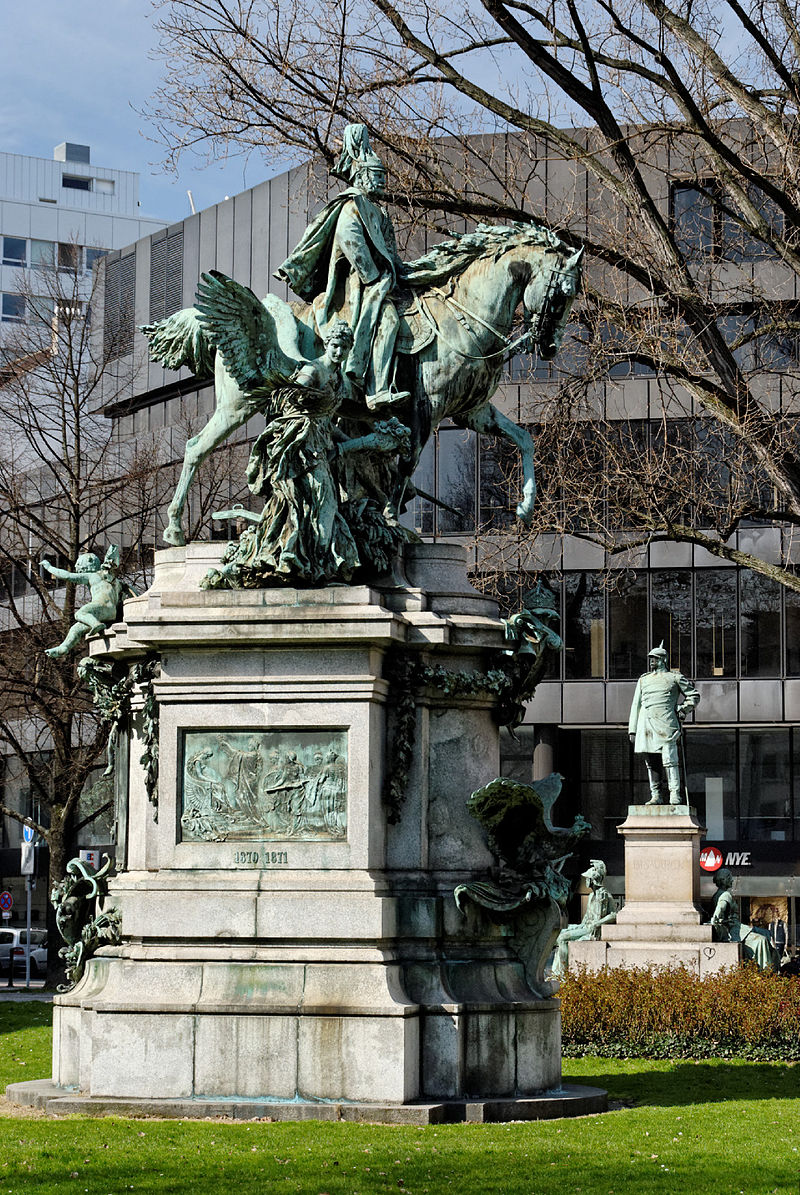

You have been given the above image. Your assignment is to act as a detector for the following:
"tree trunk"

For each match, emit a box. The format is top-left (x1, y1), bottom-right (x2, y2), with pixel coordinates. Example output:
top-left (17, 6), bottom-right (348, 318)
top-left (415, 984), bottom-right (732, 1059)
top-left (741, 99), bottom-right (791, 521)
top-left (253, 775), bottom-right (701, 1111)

top-left (44, 808), bottom-right (69, 989)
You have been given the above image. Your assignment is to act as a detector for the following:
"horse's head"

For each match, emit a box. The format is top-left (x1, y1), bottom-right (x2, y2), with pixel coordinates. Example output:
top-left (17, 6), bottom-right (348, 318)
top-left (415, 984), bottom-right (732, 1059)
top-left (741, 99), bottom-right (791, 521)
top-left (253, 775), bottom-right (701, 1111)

top-left (524, 246), bottom-right (583, 360)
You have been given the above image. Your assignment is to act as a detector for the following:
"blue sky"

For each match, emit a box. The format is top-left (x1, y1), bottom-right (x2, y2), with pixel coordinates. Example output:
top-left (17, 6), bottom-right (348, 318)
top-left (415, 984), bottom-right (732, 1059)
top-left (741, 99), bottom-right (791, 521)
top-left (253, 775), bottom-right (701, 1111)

top-left (4, 1), bottom-right (271, 224)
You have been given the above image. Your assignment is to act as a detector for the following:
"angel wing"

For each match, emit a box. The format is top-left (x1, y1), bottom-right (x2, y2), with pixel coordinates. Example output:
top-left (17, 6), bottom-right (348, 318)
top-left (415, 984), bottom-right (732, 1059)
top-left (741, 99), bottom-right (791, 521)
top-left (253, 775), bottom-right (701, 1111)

top-left (194, 270), bottom-right (299, 392)
top-left (140, 307), bottom-right (215, 377)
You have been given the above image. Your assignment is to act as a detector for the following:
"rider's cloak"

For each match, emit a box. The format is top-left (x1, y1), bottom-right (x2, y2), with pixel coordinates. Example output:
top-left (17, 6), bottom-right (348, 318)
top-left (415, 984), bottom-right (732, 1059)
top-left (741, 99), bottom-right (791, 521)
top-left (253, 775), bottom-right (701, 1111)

top-left (275, 189), bottom-right (399, 391)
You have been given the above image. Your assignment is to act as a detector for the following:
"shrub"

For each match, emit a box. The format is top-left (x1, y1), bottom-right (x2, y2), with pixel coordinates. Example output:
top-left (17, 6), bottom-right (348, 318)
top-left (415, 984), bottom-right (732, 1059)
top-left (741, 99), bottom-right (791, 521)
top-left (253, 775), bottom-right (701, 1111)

top-left (560, 963), bottom-right (800, 1060)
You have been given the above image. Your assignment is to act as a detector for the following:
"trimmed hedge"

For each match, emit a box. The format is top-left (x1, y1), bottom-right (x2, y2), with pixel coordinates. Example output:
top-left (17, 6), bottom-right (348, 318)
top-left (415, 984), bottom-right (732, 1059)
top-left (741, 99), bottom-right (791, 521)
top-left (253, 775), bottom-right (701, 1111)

top-left (560, 962), bottom-right (800, 1060)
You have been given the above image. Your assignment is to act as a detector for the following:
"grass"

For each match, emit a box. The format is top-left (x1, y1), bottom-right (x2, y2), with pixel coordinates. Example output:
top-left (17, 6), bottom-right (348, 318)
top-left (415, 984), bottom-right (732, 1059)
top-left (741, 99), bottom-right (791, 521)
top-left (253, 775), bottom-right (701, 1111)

top-left (0, 1004), bottom-right (797, 1195)
top-left (0, 1002), bottom-right (52, 1088)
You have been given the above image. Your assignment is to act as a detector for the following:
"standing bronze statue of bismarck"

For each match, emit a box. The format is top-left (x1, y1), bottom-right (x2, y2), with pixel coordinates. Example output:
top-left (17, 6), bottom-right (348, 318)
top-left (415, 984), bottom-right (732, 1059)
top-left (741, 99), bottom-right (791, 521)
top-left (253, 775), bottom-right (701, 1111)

top-left (628, 643), bottom-right (700, 806)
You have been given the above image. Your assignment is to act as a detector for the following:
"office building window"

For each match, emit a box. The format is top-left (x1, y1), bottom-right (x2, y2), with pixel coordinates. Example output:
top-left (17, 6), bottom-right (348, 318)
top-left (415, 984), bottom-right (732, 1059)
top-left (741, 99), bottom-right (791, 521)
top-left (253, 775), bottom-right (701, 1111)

top-left (720, 188), bottom-right (784, 261)
top-left (505, 352), bottom-right (554, 381)
top-left (651, 570), bottom-right (692, 675)
top-left (57, 243), bottom-right (80, 272)
top-left (554, 320), bottom-right (590, 376)
top-left (755, 315), bottom-right (800, 371)
top-left (671, 181), bottom-right (781, 261)
top-left (506, 352), bottom-right (536, 381)
top-left (791, 734), bottom-right (800, 840)
top-left (62, 175), bottom-right (91, 191)
top-left (2, 236), bottom-right (26, 266)
top-left (564, 572), bottom-right (606, 679)
top-left (740, 730), bottom-right (791, 841)
top-left (28, 295), bottom-right (55, 326)
top-left (716, 309), bottom-right (756, 371)
top-left (695, 570), bottom-right (736, 677)
top-left (694, 420), bottom-right (734, 516)
top-left (30, 239), bottom-right (54, 269)
top-left (563, 727), bottom-right (798, 844)
top-left (685, 730), bottom-right (737, 839)
top-left (1, 294), bottom-right (25, 322)
top-left (608, 572), bottom-right (647, 679)
top-left (405, 437), bottom-right (434, 535)
top-left (786, 590), bottom-right (800, 676)
top-left (599, 321), bottom-right (654, 378)
top-left (740, 572), bottom-right (781, 676)
top-left (672, 183), bottom-right (714, 258)
top-left (436, 427), bottom-right (476, 533)
top-left (94, 179), bottom-right (115, 195)
top-left (519, 567), bottom-right (800, 682)
top-left (85, 247), bottom-right (108, 273)
top-left (479, 435), bottom-right (518, 530)
top-left (608, 421), bottom-right (650, 527)
top-left (580, 730), bottom-right (634, 836)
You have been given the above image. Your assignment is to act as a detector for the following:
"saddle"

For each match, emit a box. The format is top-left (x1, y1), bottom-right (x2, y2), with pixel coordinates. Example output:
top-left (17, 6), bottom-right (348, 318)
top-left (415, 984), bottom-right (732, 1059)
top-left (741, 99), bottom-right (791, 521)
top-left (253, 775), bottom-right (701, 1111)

top-left (394, 288), bottom-right (436, 357)
top-left (290, 290), bottom-right (436, 359)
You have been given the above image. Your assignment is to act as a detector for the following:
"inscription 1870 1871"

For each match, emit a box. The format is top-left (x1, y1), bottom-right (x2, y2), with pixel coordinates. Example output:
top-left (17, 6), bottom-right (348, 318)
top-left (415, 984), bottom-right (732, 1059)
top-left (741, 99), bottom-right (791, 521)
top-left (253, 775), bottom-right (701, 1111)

top-left (180, 730), bottom-right (347, 844)
top-left (234, 850), bottom-right (289, 865)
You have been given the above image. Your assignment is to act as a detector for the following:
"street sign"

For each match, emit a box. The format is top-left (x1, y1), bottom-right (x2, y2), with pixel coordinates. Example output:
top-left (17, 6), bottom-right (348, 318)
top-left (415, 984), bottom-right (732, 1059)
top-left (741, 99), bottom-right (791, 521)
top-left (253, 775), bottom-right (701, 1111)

top-left (0, 891), bottom-right (12, 912)
top-left (700, 846), bottom-right (723, 872)
top-left (20, 843), bottom-right (35, 876)
top-left (22, 825), bottom-right (34, 844)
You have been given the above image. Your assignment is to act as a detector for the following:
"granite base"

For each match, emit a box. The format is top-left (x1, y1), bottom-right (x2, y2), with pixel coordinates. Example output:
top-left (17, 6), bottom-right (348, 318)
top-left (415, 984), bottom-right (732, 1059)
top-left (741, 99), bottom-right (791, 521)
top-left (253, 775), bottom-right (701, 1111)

top-left (6, 1078), bottom-right (608, 1123)
top-left (47, 544), bottom-right (577, 1110)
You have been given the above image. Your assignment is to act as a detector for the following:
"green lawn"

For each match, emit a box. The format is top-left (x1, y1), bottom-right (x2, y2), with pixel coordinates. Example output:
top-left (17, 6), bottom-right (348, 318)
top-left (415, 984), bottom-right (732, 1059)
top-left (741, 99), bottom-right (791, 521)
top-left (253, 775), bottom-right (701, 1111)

top-left (0, 1003), bottom-right (797, 1195)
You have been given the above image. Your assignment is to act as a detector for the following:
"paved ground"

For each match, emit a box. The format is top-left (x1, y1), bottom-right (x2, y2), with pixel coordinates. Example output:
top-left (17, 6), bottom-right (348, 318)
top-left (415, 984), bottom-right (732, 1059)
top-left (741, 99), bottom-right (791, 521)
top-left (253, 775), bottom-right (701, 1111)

top-left (0, 981), bottom-right (51, 1001)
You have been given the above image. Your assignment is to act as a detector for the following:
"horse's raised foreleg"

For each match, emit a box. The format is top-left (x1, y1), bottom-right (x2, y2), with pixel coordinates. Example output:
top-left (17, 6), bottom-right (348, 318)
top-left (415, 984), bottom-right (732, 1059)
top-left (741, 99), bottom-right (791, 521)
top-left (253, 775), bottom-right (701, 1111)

top-left (461, 403), bottom-right (536, 526)
top-left (164, 402), bottom-right (253, 546)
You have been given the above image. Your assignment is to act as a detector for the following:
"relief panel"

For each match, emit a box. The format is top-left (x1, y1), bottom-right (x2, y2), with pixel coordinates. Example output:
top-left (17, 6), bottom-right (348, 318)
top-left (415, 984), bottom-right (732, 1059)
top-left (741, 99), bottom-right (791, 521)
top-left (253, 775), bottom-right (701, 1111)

top-left (180, 729), bottom-right (347, 843)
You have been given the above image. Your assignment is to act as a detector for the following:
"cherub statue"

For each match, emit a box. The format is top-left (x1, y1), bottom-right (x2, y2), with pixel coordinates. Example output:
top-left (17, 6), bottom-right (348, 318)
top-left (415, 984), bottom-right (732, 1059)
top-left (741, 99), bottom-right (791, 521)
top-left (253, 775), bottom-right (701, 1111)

top-left (551, 859), bottom-right (617, 979)
top-left (41, 545), bottom-right (136, 658)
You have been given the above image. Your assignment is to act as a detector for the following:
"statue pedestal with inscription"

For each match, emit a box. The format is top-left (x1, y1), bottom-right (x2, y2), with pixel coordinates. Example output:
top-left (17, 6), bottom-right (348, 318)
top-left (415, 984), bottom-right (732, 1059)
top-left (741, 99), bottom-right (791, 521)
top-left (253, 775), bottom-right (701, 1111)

top-left (37, 543), bottom-right (604, 1123)
top-left (571, 806), bottom-right (739, 975)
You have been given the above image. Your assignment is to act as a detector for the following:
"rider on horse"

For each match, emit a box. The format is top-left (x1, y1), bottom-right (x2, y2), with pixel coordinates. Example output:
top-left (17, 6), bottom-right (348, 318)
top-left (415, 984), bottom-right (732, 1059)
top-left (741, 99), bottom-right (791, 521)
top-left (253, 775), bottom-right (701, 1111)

top-left (276, 124), bottom-right (410, 414)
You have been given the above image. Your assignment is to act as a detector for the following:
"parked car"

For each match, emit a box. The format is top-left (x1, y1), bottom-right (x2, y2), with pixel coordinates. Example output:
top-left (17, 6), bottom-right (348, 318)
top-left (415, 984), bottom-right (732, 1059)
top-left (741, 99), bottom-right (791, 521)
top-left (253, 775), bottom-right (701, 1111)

top-left (0, 928), bottom-right (47, 977)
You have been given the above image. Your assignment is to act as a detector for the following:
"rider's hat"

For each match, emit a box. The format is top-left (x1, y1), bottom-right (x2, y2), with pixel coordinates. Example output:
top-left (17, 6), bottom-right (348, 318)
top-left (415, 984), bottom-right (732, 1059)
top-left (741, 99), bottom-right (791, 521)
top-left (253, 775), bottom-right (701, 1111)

top-left (647, 641), bottom-right (669, 662)
top-left (333, 124), bottom-right (385, 183)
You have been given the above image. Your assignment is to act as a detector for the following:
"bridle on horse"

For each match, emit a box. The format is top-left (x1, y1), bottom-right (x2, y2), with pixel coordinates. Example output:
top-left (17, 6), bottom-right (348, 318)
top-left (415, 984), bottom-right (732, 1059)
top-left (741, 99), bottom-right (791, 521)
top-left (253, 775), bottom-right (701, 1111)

top-left (418, 265), bottom-right (572, 363)
top-left (529, 266), bottom-right (576, 352)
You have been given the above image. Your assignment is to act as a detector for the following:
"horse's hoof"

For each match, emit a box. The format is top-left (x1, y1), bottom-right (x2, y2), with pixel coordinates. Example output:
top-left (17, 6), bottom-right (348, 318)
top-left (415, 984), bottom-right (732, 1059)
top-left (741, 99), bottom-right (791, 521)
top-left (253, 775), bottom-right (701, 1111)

top-left (162, 525), bottom-right (186, 547)
top-left (516, 503), bottom-right (535, 527)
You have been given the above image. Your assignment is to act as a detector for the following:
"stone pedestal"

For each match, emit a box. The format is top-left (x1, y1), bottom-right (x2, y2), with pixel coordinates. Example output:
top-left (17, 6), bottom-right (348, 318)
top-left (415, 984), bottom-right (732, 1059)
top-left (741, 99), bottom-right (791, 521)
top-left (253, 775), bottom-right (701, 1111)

top-left (28, 543), bottom-right (604, 1123)
top-left (571, 805), bottom-right (739, 976)
top-left (614, 804), bottom-right (706, 927)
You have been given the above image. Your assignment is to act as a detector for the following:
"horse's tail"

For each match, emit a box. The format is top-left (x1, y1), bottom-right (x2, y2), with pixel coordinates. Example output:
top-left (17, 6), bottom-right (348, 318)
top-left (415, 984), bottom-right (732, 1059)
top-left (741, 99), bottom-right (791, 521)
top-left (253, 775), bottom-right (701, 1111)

top-left (140, 308), bottom-right (215, 378)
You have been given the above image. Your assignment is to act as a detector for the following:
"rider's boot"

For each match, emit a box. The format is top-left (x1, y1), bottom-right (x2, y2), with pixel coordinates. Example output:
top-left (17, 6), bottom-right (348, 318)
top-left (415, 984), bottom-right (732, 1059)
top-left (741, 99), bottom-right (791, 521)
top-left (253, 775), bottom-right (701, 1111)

top-left (366, 388), bottom-right (411, 411)
top-left (667, 766), bottom-right (683, 805)
top-left (645, 763), bottom-right (664, 805)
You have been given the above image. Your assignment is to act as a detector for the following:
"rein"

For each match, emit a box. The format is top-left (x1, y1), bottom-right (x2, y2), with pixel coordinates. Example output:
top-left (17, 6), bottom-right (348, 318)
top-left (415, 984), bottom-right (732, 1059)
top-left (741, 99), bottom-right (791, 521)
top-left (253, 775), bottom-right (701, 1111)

top-left (420, 287), bottom-right (533, 362)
